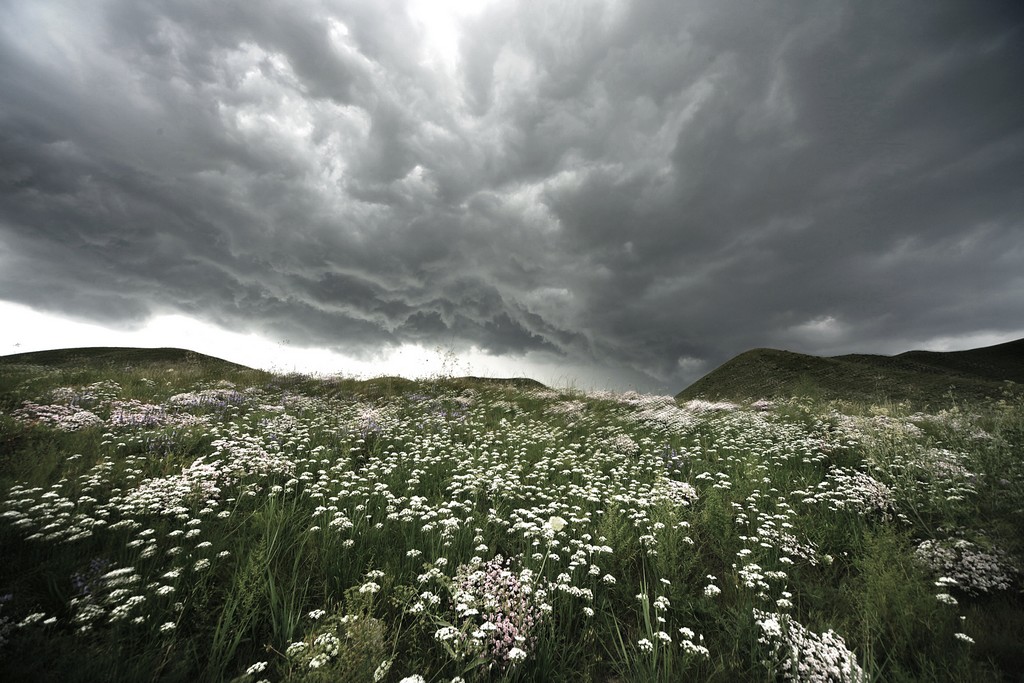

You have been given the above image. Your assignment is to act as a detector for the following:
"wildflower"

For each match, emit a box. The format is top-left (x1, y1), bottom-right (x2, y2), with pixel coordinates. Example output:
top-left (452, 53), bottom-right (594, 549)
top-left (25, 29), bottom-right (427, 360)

top-left (399, 676), bottom-right (426, 683)
top-left (245, 661), bottom-right (268, 675)
top-left (507, 647), bottom-right (527, 662)
top-left (915, 538), bottom-right (1015, 595)
top-left (435, 626), bottom-right (460, 641)
top-left (18, 613), bottom-right (47, 627)
top-left (373, 658), bottom-right (393, 681)
top-left (754, 609), bottom-right (863, 681)
top-left (159, 622), bottom-right (176, 633)
top-left (546, 515), bottom-right (567, 532)
top-left (637, 638), bottom-right (654, 653)
top-left (954, 632), bottom-right (975, 644)
top-left (308, 609), bottom-right (327, 620)
top-left (704, 584), bottom-right (721, 598)
top-left (680, 638), bottom-right (710, 658)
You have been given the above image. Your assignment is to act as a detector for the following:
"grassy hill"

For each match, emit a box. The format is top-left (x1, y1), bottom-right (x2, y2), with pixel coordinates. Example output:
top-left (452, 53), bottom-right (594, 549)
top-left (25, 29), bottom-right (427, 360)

top-left (0, 347), bottom-right (547, 404)
top-left (677, 338), bottom-right (1024, 406)
top-left (0, 346), bottom-right (255, 371)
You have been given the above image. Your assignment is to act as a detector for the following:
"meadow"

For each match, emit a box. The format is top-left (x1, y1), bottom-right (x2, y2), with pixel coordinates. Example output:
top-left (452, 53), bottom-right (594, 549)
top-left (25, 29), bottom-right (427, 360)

top-left (0, 354), bottom-right (1022, 682)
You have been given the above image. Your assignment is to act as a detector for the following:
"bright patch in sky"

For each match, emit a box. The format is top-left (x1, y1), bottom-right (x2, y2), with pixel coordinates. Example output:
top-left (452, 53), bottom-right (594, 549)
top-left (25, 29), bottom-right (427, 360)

top-left (791, 315), bottom-right (845, 343)
top-left (407, 0), bottom-right (495, 70)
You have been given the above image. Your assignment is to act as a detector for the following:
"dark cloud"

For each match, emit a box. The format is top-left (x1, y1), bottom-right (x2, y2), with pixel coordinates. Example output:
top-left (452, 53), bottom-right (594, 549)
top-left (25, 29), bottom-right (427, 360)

top-left (1, 0), bottom-right (1022, 391)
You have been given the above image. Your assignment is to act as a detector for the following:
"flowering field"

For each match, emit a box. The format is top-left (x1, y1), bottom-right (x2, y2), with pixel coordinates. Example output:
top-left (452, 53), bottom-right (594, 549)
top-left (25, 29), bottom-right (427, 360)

top-left (1, 358), bottom-right (1022, 682)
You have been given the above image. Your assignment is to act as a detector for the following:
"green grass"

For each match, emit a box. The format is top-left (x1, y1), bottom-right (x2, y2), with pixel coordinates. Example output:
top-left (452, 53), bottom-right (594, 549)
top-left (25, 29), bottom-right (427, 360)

top-left (0, 348), bottom-right (1021, 681)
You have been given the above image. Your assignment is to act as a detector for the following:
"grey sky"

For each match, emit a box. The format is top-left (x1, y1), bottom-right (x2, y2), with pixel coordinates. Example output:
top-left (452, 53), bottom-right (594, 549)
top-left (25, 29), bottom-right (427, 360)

top-left (1, 0), bottom-right (1022, 392)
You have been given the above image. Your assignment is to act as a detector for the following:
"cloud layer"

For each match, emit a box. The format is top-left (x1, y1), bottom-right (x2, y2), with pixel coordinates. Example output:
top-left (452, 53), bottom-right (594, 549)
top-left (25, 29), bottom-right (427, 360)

top-left (2, 0), bottom-right (1023, 390)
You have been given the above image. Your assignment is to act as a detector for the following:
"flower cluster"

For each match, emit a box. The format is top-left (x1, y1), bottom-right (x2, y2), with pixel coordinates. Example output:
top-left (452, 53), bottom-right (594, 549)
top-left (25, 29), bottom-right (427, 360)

top-left (108, 400), bottom-right (205, 429)
top-left (754, 609), bottom-right (865, 682)
top-left (12, 402), bottom-right (103, 431)
top-left (546, 400), bottom-right (587, 420)
top-left (608, 433), bottom-right (640, 457)
top-left (166, 388), bottom-right (250, 410)
top-left (679, 399), bottom-right (739, 414)
top-left (443, 555), bottom-right (548, 667)
top-left (285, 613), bottom-right (385, 675)
top-left (914, 538), bottom-right (1017, 595)
top-left (613, 393), bottom-right (697, 434)
top-left (651, 478), bottom-right (699, 508)
top-left (356, 405), bottom-right (391, 439)
top-left (121, 458), bottom-right (225, 514)
top-left (832, 412), bottom-right (924, 451)
top-left (798, 467), bottom-right (897, 518)
top-left (47, 380), bottom-right (122, 408)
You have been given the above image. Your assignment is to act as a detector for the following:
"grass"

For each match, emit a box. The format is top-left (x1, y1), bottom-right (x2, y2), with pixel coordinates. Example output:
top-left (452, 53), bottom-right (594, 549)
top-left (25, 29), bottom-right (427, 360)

top-left (0, 348), bottom-right (1021, 681)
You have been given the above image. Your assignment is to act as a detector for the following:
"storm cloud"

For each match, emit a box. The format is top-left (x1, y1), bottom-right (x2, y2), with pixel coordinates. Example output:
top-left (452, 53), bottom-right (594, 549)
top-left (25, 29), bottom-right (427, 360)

top-left (2, 0), bottom-right (1023, 391)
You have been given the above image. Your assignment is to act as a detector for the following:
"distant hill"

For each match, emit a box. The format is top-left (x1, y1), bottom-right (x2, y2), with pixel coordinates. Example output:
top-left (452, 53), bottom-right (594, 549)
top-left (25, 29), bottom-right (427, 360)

top-left (0, 346), bottom-right (255, 371)
top-left (0, 347), bottom-right (549, 393)
top-left (676, 338), bottom-right (1024, 406)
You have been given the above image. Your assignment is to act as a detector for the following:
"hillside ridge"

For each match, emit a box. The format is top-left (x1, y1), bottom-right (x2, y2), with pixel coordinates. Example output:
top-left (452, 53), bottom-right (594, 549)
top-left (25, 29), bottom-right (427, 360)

top-left (0, 346), bottom-right (253, 370)
top-left (677, 338), bottom-right (1024, 405)
top-left (0, 346), bottom-right (549, 390)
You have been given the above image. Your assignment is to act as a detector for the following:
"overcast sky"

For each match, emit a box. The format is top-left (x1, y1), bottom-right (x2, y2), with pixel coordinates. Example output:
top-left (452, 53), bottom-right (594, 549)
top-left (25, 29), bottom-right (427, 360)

top-left (1, 0), bottom-right (1023, 392)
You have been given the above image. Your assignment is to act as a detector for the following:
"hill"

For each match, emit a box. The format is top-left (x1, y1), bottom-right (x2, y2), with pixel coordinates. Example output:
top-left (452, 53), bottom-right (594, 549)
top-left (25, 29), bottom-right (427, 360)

top-left (676, 338), bottom-right (1024, 406)
top-left (0, 347), bottom-right (548, 394)
top-left (0, 346), bottom-right (255, 371)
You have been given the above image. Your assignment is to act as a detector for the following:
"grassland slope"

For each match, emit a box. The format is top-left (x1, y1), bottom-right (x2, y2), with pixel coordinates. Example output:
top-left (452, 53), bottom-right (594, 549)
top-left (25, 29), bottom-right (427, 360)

top-left (0, 347), bottom-right (546, 398)
top-left (0, 346), bottom-right (253, 371)
top-left (676, 338), bottom-right (1024, 406)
